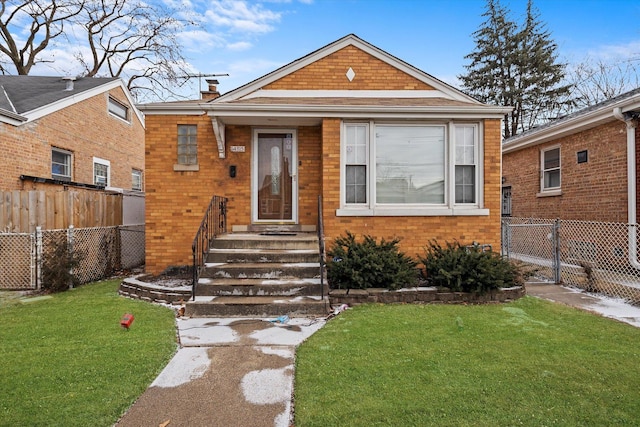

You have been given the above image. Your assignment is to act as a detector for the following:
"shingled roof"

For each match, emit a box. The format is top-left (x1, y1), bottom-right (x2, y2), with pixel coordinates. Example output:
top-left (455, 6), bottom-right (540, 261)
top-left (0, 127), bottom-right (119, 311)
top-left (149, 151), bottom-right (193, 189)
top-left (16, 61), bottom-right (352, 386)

top-left (0, 75), bottom-right (119, 114)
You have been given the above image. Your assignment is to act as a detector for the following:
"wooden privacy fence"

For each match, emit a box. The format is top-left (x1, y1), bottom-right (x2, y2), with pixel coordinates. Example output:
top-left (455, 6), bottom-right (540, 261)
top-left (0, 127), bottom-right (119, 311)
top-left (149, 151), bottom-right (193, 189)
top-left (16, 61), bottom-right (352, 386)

top-left (0, 190), bottom-right (123, 232)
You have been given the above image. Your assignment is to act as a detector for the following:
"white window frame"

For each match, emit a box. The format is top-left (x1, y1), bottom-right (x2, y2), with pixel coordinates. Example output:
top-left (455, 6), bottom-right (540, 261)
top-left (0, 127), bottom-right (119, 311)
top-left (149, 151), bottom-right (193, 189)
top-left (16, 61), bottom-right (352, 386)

top-left (93, 157), bottom-right (110, 187)
top-left (132, 169), bottom-right (143, 191)
top-left (338, 120), bottom-right (487, 217)
top-left (52, 148), bottom-right (72, 181)
top-left (540, 146), bottom-right (561, 192)
top-left (453, 124), bottom-right (479, 205)
top-left (108, 96), bottom-right (129, 122)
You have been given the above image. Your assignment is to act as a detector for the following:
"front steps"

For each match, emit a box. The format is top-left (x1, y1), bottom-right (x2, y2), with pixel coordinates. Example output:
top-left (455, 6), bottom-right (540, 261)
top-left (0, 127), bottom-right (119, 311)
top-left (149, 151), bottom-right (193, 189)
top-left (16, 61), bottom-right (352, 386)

top-left (185, 232), bottom-right (330, 317)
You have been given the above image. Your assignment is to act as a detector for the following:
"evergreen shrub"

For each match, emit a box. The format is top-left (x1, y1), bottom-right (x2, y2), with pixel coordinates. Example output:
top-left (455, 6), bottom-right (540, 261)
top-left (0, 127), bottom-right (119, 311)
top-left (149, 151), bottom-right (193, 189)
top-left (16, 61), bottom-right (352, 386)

top-left (326, 232), bottom-right (418, 290)
top-left (419, 240), bottom-right (524, 294)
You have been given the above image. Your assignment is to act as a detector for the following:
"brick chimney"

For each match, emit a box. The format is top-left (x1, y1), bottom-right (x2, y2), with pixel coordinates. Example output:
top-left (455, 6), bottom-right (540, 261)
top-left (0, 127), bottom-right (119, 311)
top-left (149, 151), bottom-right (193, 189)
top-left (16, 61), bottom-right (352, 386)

top-left (201, 79), bottom-right (220, 100)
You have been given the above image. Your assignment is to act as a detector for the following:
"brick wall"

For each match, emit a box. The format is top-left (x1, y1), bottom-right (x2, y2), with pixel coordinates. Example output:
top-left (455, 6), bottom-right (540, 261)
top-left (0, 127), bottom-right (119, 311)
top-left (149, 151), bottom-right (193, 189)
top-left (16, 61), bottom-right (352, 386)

top-left (502, 120), bottom-right (630, 222)
top-left (265, 45), bottom-right (434, 91)
top-left (0, 87), bottom-right (144, 191)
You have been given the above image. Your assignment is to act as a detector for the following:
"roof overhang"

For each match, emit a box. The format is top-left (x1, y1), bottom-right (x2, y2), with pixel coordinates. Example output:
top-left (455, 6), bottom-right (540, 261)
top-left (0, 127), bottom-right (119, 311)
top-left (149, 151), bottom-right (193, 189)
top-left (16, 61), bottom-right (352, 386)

top-left (503, 91), bottom-right (640, 154)
top-left (0, 108), bottom-right (27, 125)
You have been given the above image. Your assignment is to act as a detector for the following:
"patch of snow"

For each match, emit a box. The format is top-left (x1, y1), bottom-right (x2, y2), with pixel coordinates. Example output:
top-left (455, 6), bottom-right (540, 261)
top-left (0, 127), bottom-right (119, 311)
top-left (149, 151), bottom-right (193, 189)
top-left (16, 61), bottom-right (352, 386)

top-left (585, 296), bottom-right (640, 328)
top-left (151, 347), bottom-right (210, 388)
top-left (241, 367), bottom-right (293, 405)
top-left (257, 346), bottom-right (294, 359)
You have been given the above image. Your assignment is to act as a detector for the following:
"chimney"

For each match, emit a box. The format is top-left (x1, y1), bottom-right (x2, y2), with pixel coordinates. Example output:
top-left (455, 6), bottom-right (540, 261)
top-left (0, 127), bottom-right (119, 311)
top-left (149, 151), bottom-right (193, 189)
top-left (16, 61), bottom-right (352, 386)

top-left (62, 76), bottom-right (75, 91)
top-left (201, 79), bottom-right (220, 100)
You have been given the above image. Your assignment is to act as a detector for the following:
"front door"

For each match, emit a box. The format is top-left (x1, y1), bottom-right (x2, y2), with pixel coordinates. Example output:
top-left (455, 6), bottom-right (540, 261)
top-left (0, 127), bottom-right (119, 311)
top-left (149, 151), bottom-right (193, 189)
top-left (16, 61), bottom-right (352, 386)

top-left (253, 130), bottom-right (297, 222)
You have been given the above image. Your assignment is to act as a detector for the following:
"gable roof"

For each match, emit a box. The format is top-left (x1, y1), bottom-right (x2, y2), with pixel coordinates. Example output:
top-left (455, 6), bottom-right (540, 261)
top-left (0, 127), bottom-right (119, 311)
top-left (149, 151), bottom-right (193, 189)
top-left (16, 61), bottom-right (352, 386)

top-left (214, 34), bottom-right (478, 104)
top-left (0, 75), bottom-right (144, 126)
top-left (503, 87), bottom-right (640, 153)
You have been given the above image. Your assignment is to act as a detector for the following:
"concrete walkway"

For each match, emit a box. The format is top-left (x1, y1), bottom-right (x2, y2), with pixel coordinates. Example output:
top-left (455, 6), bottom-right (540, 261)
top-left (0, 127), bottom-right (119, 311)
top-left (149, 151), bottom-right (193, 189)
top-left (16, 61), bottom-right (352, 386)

top-left (525, 281), bottom-right (640, 328)
top-left (115, 316), bottom-right (325, 427)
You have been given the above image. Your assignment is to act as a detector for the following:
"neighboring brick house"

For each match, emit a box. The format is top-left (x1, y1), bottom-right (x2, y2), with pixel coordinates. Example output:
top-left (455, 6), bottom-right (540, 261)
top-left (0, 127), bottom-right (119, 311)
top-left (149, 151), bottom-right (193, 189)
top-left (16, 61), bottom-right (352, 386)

top-left (0, 76), bottom-right (144, 192)
top-left (0, 76), bottom-right (145, 229)
top-left (502, 88), bottom-right (640, 223)
top-left (139, 34), bottom-right (511, 275)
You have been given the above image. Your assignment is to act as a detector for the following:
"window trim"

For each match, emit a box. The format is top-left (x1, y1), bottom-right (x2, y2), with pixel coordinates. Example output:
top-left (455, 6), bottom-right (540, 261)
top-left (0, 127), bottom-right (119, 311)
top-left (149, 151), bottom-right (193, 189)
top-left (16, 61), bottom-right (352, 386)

top-left (540, 145), bottom-right (561, 192)
top-left (51, 147), bottom-right (73, 181)
top-left (132, 168), bottom-right (143, 191)
top-left (93, 157), bottom-right (110, 187)
top-left (338, 120), bottom-right (487, 217)
top-left (108, 96), bottom-right (130, 122)
top-left (176, 124), bottom-right (198, 167)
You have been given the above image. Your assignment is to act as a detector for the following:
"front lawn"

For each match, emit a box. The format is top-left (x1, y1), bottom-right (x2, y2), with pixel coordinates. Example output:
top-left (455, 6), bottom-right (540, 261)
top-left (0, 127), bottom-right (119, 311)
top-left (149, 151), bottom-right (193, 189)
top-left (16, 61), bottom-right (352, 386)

top-left (0, 280), bottom-right (177, 426)
top-left (295, 297), bottom-right (640, 426)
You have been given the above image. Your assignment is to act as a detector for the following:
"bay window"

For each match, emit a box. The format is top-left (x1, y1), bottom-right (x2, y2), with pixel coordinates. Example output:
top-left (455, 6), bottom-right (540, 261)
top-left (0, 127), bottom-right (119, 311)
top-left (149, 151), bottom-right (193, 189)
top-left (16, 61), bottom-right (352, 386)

top-left (340, 121), bottom-right (484, 216)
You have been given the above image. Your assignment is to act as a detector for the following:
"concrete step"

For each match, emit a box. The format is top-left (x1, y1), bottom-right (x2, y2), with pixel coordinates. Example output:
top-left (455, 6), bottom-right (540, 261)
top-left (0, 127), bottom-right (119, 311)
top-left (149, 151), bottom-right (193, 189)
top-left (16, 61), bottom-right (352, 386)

top-left (196, 277), bottom-right (325, 296)
top-left (207, 248), bottom-right (319, 264)
top-left (201, 262), bottom-right (321, 280)
top-left (185, 295), bottom-right (330, 317)
top-left (211, 233), bottom-right (319, 251)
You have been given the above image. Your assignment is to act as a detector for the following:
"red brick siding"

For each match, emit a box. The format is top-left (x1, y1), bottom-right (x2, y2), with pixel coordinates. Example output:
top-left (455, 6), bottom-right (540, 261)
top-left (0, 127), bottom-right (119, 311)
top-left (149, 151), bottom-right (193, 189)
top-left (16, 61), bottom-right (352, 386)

top-left (502, 120), bottom-right (629, 222)
top-left (0, 87), bottom-right (144, 191)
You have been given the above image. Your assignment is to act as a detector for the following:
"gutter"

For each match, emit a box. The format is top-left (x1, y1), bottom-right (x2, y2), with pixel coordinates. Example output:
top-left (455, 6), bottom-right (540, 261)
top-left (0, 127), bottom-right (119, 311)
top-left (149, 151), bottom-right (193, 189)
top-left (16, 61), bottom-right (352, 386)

top-left (613, 107), bottom-right (640, 269)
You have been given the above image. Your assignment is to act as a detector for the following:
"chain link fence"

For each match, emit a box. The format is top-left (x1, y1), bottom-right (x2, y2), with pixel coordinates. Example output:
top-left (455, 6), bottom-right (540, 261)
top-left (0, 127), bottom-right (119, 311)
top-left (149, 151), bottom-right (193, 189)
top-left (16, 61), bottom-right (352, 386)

top-left (0, 225), bottom-right (144, 290)
top-left (502, 218), bottom-right (640, 305)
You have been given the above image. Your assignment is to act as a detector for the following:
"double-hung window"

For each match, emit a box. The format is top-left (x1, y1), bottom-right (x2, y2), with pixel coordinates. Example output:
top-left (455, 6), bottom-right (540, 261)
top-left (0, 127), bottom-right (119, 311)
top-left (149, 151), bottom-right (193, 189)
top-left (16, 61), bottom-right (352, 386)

top-left (93, 157), bottom-right (110, 187)
top-left (177, 125), bottom-right (198, 165)
top-left (541, 147), bottom-right (560, 191)
top-left (52, 148), bottom-right (72, 181)
top-left (340, 121), bottom-right (483, 216)
top-left (455, 125), bottom-right (477, 204)
top-left (345, 124), bottom-right (368, 204)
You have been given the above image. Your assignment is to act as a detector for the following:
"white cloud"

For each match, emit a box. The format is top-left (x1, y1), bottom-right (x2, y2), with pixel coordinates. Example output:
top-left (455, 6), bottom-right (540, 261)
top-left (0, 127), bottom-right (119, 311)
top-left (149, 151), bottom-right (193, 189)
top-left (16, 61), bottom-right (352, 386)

top-left (585, 40), bottom-right (640, 63)
top-left (204, 0), bottom-right (282, 34)
top-left (227, 41), bottom-right (253, 51)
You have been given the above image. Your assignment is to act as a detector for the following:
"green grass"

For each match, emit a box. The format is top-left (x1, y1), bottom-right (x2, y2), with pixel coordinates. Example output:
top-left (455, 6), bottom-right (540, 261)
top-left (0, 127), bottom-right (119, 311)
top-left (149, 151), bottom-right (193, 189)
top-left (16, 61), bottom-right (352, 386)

top-left (295, 297), bottom-right (640, 426)
top-left (0, 280), bottom-right (177, 426)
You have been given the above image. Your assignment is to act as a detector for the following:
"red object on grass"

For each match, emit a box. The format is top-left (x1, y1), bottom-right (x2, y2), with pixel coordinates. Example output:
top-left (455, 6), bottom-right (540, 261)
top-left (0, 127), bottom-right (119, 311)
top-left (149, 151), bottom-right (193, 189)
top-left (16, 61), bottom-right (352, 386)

top-left (120, 313), bottom-right (134, 329)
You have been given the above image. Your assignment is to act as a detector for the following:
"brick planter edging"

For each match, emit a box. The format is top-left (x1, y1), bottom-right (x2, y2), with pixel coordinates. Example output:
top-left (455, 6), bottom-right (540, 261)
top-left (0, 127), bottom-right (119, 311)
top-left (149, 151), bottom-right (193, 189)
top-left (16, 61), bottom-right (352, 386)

top-left (329, 286), bottom-right (525, 306)
top-left (118, 277), bottom-right (191, 305)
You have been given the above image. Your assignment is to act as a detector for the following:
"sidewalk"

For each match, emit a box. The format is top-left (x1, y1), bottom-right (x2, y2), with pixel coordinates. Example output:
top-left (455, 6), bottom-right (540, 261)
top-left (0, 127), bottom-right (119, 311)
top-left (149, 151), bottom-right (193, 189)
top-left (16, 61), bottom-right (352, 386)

top-left (115, 316), bottom-right (326, 427)
top-left (525, 281), bottom-right (640, 328)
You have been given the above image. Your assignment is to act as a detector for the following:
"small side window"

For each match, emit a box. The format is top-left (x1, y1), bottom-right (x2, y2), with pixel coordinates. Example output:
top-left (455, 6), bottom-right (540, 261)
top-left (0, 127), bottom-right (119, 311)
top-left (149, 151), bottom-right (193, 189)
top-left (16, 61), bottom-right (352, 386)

top-left (93, 157), bottom-right (110, 187)
top-left (52, 148), bottom-right (72, 181)
top-left (108, 97), bottom-right (129, 122)
top-left (541, 147), bottom-right (560, 191)
top-left (132, 169), bottom-right (143, 191)
top-left (177, 125), bottom-right (198, 165)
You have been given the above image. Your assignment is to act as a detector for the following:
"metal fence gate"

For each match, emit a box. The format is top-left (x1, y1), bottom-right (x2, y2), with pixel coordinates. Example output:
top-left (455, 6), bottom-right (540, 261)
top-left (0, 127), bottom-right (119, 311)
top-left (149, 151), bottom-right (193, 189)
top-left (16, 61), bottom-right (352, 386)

top-left (502, 218), bottom-right (640, 304)
top-left (0, 225), bottom-right (145, 290)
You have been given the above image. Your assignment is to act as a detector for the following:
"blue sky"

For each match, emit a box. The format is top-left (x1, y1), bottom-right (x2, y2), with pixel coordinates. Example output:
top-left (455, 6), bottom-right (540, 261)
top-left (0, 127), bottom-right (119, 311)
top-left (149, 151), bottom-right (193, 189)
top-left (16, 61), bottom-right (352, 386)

top-left (172, 0), bottom-right (640, 99)
top-left (18, 0), bottom-right (640, 100)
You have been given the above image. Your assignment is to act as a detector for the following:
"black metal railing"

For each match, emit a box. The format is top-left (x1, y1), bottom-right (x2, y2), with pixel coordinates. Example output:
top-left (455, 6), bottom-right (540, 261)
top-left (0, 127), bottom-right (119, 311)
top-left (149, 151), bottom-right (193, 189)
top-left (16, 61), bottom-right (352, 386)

top-left (317, 195), bottom-right (327, 300)
top-left (192, 195), bottom-right (228, 300)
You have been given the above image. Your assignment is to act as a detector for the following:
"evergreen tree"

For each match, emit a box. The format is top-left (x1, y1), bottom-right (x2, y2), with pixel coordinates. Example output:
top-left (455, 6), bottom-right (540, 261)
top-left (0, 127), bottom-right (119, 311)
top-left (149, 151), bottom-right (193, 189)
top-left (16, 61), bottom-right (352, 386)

top-left (459, 0), bottom-right (572, 137)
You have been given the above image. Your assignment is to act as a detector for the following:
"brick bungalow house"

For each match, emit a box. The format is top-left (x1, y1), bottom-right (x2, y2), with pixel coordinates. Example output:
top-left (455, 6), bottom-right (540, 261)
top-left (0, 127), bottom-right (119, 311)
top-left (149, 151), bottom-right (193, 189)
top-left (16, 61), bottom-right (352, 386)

top-left (502, 87), bottom-right (640, 223)
top-left (139, 34), bottom-right (511, 276)
top-left (0, 76), bottom-right (145, 229)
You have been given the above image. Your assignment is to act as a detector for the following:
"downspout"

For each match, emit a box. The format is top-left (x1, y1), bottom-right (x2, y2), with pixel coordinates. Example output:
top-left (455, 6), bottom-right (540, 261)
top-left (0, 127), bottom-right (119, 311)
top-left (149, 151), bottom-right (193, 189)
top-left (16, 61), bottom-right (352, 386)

top-left (613, 107), bottom-right (640, 269)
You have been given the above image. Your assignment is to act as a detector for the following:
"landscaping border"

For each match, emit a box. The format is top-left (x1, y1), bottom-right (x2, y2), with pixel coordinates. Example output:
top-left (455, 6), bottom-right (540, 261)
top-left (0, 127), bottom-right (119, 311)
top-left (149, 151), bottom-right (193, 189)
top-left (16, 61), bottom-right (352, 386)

top-left (329, 286), bottom-right (526, 306)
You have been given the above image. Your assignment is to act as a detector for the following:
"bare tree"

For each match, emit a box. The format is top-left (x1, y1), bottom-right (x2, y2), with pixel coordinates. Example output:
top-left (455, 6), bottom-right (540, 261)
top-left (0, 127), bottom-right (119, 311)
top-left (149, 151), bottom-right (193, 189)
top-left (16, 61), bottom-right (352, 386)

top-left (75, 0), bottom-right (193, 101)
top-left (0, 0), bottom-right (83, 75)
top-left (565, 57), bottom-right (640, 109)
